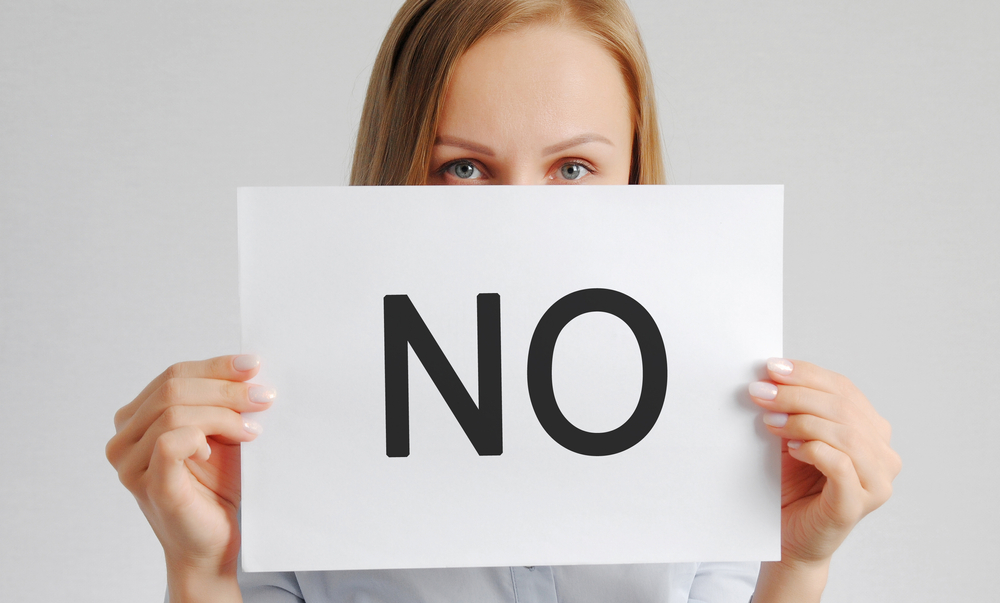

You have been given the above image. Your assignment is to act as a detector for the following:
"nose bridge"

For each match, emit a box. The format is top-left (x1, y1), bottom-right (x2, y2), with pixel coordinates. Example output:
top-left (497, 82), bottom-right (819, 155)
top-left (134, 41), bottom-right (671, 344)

top-left (503, 172), bottom-right (537, 186)
top-left (498, 156), bottom-right (543, 185)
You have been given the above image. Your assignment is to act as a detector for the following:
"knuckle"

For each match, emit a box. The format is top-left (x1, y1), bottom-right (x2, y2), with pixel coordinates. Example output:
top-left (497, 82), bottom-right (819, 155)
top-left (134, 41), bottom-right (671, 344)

top-left (153, 431), bottom-right (179, 460)
top-left (159, 377), bottom-right (184, 403)
top-left (118, 457), bottom-right (143, 487)
top-left (105, 436), bottom-right (121, 466)
top-left (113, 406), bottom-right (128, 430)
top-left (163, 362), bottom-right (184, 381)
top-left (160, 405), bottom-right (186, 429)
top-left (213, 355), bottom-right (235, 375)
top-left (794, 412), bottom-right (816, 432)
top-left (221, 380), bottom-right (245, 405)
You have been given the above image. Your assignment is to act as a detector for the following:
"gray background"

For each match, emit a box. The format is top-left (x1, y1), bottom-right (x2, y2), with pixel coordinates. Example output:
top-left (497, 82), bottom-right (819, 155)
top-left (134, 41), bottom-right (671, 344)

top-left (1, 0), bottom-right (996, 600)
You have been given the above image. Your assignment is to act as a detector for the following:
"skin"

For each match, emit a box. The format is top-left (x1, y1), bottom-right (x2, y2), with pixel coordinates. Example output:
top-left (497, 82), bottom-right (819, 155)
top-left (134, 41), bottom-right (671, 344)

top-left (106, 22), bottom-right (900, 603)
top-left (427, 24), bottom-right (633, 185)
top-left (106, 356), bottom-right (261, 602)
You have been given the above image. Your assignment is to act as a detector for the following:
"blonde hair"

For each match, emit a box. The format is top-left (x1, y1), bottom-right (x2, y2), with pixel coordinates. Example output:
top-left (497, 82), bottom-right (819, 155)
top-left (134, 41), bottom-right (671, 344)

top-left (350, 0), bottom-right (664, 185)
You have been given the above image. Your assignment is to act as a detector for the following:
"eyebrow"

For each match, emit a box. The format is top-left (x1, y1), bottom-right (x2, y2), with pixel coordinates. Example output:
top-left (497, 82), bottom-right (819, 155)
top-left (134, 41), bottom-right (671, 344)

top-left (434, 135), bottom-right (495, 157)
top-left (433, 133), bottom-right (616, 158)
top-left (542, 133), bottom-right (614, 156)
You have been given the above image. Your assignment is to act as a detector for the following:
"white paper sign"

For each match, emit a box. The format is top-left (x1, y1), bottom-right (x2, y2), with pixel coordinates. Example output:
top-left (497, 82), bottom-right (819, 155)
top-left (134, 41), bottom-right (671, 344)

top-left (238, 185), bottom-right (782, 572)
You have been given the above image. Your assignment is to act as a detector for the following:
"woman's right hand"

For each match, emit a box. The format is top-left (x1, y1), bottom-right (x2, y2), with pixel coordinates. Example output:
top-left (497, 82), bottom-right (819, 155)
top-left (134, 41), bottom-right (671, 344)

top-left (106, 355), bottom-right (275, 602)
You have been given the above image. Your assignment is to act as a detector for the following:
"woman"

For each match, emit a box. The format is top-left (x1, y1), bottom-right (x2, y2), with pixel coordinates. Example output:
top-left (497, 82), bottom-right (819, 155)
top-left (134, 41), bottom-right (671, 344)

top-left (106, 0), bottom-right (901, 601)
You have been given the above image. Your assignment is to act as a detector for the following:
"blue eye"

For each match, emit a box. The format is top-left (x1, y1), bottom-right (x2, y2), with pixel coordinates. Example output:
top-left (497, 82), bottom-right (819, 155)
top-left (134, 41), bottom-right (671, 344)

top-left (559, 162), bottom-right (589, 180)
top-left (446, 161), bottom-right (482, 179)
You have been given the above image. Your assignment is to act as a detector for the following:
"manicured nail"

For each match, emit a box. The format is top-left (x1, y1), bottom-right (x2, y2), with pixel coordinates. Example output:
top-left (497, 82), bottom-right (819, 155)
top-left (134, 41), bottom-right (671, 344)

top-left (767, 357), bottom-right (794, 376)
top-left (763, 412), bottom-right (788, 427)
top-left (201, 442), bottom-right (212, 460)
top-left (749, 381), bottom-right (778, 400)
top-left (234, 354), bottom-right (260, 372)
top-left (249, 385), bottom-right (277, 404)
top-left (243, 418), bottom-right (263, 435)
top-left (787, 440), bottom-right (803, 449)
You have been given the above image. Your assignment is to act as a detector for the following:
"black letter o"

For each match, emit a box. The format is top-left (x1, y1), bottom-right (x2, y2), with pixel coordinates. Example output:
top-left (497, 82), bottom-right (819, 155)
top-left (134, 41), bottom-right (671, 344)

top-left (527, 288), bottom-right (667, 456)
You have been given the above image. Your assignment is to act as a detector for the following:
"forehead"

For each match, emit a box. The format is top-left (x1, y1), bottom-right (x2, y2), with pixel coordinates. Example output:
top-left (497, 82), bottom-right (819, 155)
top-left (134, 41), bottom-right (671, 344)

top-left (438, 22), bottom-right (632, 148)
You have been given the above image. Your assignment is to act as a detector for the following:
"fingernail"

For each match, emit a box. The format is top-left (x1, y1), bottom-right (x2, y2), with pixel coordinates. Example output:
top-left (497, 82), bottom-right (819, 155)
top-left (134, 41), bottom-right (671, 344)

top-left (243, 418), bottom-right (263, 435)
top-left (248, 385), bottom-right (277, 404)
top-left (234, 354), bottom-right (260, 372)
top-left (749, 381), bottom-right (778, 400)
top-left (767, 357), bottom-right (794, 376)
top-left (202, 442), bottom-right (212, 460)
top-left (763, 412), bottom-right (788, 427)
top-left (787, 440), bottom-right (803, 449)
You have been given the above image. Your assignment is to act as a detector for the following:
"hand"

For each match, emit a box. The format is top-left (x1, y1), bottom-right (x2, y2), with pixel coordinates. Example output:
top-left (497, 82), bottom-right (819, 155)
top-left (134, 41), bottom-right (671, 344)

top-left (105, 355), bottom-right (275, 602)
top-left (749, 358), bottom-right (901, 573)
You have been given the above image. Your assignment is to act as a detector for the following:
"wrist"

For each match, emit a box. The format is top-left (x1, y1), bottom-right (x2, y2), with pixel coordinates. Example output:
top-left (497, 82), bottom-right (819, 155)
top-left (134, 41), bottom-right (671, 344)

top-left (753, 557), bottom-right (830, 603)
top-left (166, 556), bottom-right (242, 603)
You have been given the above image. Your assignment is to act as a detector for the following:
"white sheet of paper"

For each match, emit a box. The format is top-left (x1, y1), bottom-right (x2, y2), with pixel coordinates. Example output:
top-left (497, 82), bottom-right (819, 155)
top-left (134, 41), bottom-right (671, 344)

top-left (238, 185), bottom-right (782, 572)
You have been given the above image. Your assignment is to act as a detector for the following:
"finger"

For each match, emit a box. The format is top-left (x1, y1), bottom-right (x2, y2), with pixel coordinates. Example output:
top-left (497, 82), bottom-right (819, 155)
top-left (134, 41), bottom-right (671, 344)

top-left (748, 382), bottom-right (855, 425)
top-left (115, 376), bottom-right (276, 447)
top-left (145, 425), bottom-right (212, 510)
top-left (108, 376), bottom-right (274, 466)
top-left (114, 355), bottom-right (261, 430)
top-left (764, 358), bottom-right (856, 398)
top-left (118, 405), bottom-right (259, 485)
top-left (750, 380), bottom-right (895, 456)
top-left (764, 412), bottom-right (886, 495)
top-left (785, 439), bottom-right (867, 526)
top-left (764, 358), bottom-right (888, 440)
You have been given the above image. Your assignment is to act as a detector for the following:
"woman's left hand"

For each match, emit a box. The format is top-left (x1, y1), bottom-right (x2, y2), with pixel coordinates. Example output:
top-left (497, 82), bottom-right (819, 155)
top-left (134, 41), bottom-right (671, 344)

top-left (749, 358), bottom-right (902, 568)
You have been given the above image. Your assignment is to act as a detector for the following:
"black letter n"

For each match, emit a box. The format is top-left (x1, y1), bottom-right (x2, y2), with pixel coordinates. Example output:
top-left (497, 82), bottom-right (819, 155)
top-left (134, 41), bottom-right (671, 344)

top-left (384, 294), bottom-right (502, 457)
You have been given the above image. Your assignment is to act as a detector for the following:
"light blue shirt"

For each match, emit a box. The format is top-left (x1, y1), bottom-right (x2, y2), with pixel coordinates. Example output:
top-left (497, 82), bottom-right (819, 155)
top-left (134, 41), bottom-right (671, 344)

top-left (237, 561), bottom-right (759, 602)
